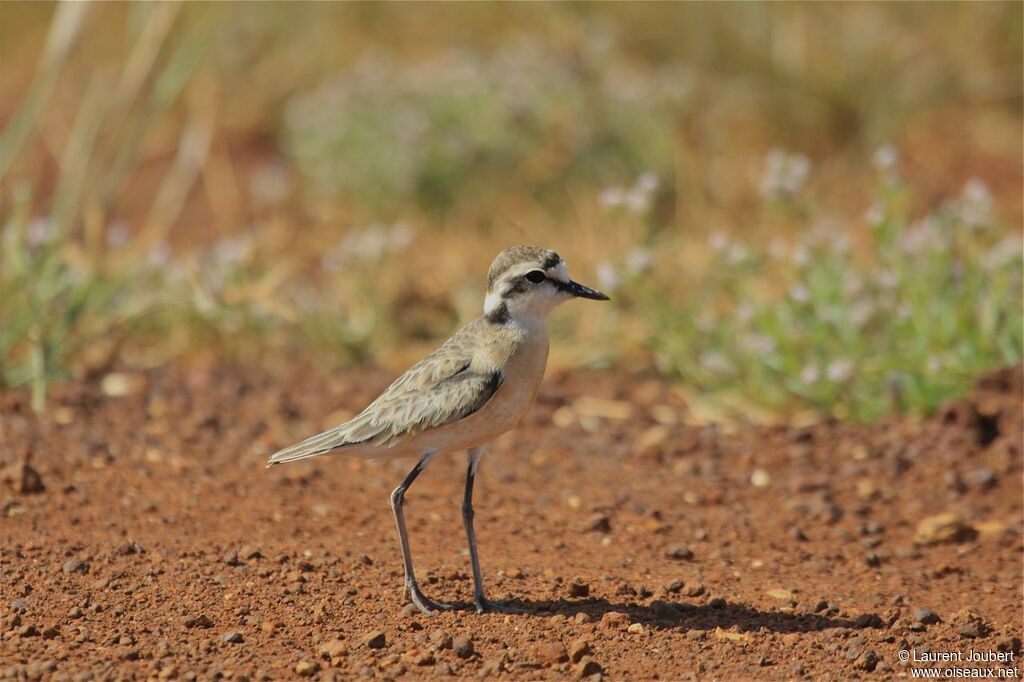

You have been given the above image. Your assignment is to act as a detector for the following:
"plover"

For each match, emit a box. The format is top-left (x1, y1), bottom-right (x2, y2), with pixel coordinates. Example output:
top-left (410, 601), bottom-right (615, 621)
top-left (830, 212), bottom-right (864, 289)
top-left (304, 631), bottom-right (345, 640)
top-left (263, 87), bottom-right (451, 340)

top-left (267, 245), bottom-right (609, 614)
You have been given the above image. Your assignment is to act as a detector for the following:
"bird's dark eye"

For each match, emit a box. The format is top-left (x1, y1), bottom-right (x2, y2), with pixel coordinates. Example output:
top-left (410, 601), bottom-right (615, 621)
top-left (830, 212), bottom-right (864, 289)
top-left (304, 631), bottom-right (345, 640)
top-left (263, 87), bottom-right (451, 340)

top-left (525, 270), bottom-right (546, 284)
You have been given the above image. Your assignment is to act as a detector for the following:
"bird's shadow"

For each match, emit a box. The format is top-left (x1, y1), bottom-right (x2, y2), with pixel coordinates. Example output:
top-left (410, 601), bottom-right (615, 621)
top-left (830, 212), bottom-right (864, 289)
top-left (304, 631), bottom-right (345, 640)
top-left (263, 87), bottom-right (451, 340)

top-left (472, 597), bottom-right (867, 634)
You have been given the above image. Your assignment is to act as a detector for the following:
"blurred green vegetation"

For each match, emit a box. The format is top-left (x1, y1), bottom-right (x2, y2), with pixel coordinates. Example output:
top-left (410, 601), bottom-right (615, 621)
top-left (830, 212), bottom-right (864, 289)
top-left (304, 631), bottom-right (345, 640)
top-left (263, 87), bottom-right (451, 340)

top-left (0, 2), bottom-right (1021, 420)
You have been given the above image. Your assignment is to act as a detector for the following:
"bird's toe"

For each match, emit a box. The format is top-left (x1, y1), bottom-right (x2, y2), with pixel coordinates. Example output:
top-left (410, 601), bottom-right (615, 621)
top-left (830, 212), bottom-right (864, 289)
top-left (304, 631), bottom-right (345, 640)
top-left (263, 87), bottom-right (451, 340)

top-left (474, 597), bottom-right (527, 614)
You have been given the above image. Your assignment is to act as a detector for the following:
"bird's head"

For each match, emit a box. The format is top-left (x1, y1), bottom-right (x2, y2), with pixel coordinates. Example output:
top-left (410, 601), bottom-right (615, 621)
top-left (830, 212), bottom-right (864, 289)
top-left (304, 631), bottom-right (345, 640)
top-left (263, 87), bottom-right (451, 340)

top-left (483, 245), bottom-right (609, 323)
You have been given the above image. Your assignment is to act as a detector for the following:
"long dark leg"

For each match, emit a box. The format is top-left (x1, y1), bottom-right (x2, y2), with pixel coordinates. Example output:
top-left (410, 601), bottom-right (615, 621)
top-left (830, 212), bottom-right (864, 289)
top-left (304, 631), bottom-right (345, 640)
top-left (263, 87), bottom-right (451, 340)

top-left (391, 452), bottom-right (451, 614)
top-left (462, 447), bottom-right (524, 614)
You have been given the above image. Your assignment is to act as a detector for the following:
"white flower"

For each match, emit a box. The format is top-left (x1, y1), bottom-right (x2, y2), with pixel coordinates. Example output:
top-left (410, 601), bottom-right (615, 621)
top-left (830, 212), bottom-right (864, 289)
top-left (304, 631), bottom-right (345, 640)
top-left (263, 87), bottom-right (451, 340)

top-left (598, 186), bottom-right (626, 209)
top-left (596, 262), bottom-right (622, 291)
top-left (865, 203), bottom-right (885, 227)
top-left (211, 235), bottom-right (252, 266)
top-left (634, 172), bottom-right (659, 194)
top-left (743, 333), bottom-right (775, 355)
top-left (901, 218), bottom-right (944, 254)
top-left (789, 284), bottom-right (810, 304)
top-left (249, 162), bottom-right (292, 206)
top-left (699, 350), bottom-right (734, 375)
top-left (106, 222), bottom-right (130, 248)
top-left (800, 364), bottom-right (821, 385)
top-left (825, 359), bottom-right (854, 383)
top-left (877, 269), bottom-right (899, 289)
top-left (736, 302), bottom-right (754, 324)
top-left (843, 274), bottom-right (864, 297)
top-left (832, 232), bottom-right (851, 255)
top-left (147, 242), bottom-right (171, 266)
top-left (725, 244), bottom-right (748, 266)
top-left (708, 231), bottom-right (729, 253)
top-left (849, 300), bottom-right (874, 328)
top-left (958, 178), bottom-right (993, 229)
top-left (26, 218), bottom-right (53, 247)
top-left (625, 247), bottom-right (652, 273)
top-left (760, 148), bottom-right (811, 200)
top-left (871, 144), bottom-right (898, 173)
top-left (982, 235), bottom-right (1023, 271)
top-left (388, 222), bottom-right (414, 251)
top-left (792, 245), bottom-right (810, 267)
top-left (623, 186), bottom-right (651, 215)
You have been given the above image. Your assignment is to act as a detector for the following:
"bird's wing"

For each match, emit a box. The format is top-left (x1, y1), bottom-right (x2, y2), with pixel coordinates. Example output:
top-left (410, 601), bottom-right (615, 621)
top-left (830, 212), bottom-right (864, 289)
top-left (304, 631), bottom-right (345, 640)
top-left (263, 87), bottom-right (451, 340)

top-left (267, 320), bottom-right (507, 465)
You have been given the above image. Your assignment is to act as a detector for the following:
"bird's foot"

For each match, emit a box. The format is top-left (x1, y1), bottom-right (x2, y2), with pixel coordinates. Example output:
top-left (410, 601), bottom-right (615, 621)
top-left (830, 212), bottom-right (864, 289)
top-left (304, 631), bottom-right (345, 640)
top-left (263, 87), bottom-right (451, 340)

top-left (474, 596), bottom-right (527, 615)
top-left (409, 586), bottom-right (456, 615)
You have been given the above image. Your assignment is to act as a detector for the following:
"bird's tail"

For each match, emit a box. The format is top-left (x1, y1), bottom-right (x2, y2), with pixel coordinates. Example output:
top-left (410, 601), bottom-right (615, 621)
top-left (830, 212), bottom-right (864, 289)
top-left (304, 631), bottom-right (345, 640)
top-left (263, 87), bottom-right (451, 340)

top-left (266, 430), bottom-right (348, 467)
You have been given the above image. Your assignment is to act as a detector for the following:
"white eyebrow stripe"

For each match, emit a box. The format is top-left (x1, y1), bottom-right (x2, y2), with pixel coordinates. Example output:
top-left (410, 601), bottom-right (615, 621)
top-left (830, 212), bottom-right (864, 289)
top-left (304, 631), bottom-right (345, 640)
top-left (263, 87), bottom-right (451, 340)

top-left (547, 262), bottom-right (569, 283)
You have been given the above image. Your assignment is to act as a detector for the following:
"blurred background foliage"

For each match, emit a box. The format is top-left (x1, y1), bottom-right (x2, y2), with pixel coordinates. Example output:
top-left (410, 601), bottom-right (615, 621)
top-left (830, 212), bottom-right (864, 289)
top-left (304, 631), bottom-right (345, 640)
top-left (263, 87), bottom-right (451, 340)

top-left (0, 2), bottom-right (1021, 420)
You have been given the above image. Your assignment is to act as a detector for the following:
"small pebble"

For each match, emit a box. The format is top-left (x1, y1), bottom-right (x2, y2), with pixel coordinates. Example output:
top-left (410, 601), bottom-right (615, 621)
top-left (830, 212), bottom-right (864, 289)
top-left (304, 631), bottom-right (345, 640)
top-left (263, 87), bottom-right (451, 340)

top-left (575, 656), bottom-right (603, 678)
top-left (666, 546), bottom-right (694, 561)
top-left (854, 650), bottom-right (879, 671)
top-left (533, 641), bottom-right (567, 664)
top-left (183, 614), bottom-right (213, 629)
top-left (220, 631), bottom-right (243, 644)
top-left (568, 579), bottom-right (590, 598)
top-left (683, 583), bottom-right (705, 598)
top-left (239, 546), bottom-right (262, 561)
top-left (429, 629), bottom-right (452, 650)
top-left (599, 611), bottom-right (630, 630)
top-left (569, 638), bottom-right (592, 663)
top-left (362, 630), bottom-right (386, 650)
top-left (587, 513), bottom-right (611, 533)
top-left (453, 635), bottom-right (474, 659)
top-left (318, 639), bottom-right (346, 661)
top-left (294, 660), bottom-right (317, 677)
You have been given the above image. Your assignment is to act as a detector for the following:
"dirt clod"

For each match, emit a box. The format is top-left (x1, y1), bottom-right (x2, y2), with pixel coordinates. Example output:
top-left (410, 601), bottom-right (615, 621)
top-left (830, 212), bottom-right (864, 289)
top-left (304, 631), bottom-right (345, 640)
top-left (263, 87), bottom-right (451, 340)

top-left (294, 660), bottom-right (318, 676)
top-left (61, 558), bottom-right (87, 574)
top-left (854, 650), bottom-right (879, 671)
top-left (361, 630), bottom-right (387, 650)
top-left (319, 639), bottom-right (346, 662)
top-left (569, 578), bottom-right (590, 598)
top-left (666, 545), bottom-right (694, 560)
top-left (569, 638), bottom-right (592, 663)
top-left (453, 635), bottom-right (474, 659)
top-left (533, 641), bottom-right (568, 664)
top-left (599, 611), bottom-right (630, 631)
top-left (183, 614), bottom-right (213, 629)
top-left (586, 513), bottom-right (611, 533)
top-left (575, 656), bottom-right (603, 678)
top-left (429, 629), bottom-right (452, 650)
top-left (914, 513), bottom-right (978, 545)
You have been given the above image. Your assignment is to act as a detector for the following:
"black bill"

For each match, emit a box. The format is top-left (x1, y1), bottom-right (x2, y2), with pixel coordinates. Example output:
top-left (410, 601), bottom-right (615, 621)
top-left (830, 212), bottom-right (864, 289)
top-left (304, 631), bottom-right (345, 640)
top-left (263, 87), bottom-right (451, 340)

top-left (558, 279), bottom-right (610, 301)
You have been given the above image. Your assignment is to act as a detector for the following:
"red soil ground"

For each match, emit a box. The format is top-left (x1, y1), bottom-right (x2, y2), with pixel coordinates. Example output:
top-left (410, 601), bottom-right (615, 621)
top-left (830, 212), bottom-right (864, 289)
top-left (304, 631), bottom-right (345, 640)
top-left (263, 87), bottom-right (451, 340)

top-left (2, 364), bottom-right (1021, 681)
